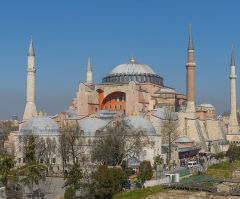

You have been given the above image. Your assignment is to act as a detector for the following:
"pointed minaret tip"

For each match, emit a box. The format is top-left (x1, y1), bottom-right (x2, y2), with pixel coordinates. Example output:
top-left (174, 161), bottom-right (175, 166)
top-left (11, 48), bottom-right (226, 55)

top-left (87, 56), bottom-right (92, 72)
top-left (231, 45), bottom-right (235, 66)
top-left (188, 24), bottom-right (194, 50)
top-left (28, 36), bottom-right (35, 56)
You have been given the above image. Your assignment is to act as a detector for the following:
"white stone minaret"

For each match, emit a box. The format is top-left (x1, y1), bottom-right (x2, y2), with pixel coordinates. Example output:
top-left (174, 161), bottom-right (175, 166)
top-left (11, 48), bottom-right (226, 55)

top-left (22, 36), bottom-right (37, 121)
top-left (228, 46), bottom-right (239, 134)
top-left (86, 56), bottom-right (93, 85)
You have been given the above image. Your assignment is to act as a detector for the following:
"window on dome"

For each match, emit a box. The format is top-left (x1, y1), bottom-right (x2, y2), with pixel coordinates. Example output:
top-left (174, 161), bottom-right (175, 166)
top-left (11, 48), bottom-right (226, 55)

top-left (119, 95), bottom-right (122, 101)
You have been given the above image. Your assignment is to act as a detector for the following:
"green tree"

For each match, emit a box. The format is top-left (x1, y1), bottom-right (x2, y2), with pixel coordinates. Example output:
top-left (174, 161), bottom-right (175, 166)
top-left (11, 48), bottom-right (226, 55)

top-left (111, 167), bottom-right (128, 193)
top-left (138, 161), bottom-right (153, 187)
top-left (0, 152), bottom-right (17, 187)
top-left (0, 151), bottom-right (19, 198)
top-left (63, 163), bottom-right (83, 199)
top-left (93, 165), bottom-right (114, 199)
top-left (19, 135), bottom-right (47, 197)
top-left (215, 152), bottom-right (224, 163)
top-left (64, 186), bottom-right (76, 199)
top-left (120, 160), bottom-right (134, 177)
top-left (226, 144), bottom-right (240, 162)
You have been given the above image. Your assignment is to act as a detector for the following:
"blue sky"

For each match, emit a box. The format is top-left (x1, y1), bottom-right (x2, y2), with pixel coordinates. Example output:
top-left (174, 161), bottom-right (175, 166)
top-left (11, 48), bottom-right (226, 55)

top-left (0, 0), bottom-right (240, 120)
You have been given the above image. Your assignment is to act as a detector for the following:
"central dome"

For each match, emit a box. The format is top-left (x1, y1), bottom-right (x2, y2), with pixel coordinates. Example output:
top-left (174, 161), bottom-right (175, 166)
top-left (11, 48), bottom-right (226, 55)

top-left (102, 59), bottom-right (163, 86)
top-left (110, 62), bottom-right (155, 75)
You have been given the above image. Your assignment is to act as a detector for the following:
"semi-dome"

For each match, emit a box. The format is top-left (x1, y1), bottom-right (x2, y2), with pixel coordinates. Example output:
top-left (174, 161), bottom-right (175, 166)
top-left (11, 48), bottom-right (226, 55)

top-left (102, 59), bottom-right (163, 85)
top-left (126, 116), bottom-right (157, 136)
top-left (20, 116), bottom-right (59, 135)
top-left (110, 62), bottom-right (155, 75)
top-left (79, 118), bottom-right (107, 136)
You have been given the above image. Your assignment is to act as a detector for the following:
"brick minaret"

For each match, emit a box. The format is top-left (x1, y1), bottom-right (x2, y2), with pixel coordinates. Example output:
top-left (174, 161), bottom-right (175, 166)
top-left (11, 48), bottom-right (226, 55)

top-left (22, 36), bottom-right (37, 121)
top-left (228, 46), bottom-right (239, 133)
top-left (186, 24), bottom-right (196, 113)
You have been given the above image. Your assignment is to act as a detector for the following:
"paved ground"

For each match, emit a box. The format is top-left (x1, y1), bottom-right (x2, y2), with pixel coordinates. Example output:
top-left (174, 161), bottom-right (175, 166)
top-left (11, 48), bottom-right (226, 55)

top-left (22, 177), bottom-right (65, 199)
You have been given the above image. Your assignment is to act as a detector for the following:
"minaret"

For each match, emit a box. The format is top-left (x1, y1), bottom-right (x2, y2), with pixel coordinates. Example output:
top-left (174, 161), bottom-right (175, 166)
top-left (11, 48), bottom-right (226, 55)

top-left (86, 56), bottom-right (93, 85)
top-left (186, 24), bottom-right (196, 113)
top-left (228, 46), bottom-right (239, 133)
top-left (22, 36), bottom-right (37, 121)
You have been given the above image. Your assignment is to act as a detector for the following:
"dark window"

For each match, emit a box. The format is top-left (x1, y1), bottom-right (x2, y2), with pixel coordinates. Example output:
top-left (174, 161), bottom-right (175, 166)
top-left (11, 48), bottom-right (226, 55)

top-left (119, 95), bottom-right (122, 101)
top-left (114, 105), bottom-right (117, 110)
top-left (120, 105), bottom-right (122, 110)
top-left (115, 96), bottom-right (117, 102)
top-left (110, 105), bottom-right (112, 110)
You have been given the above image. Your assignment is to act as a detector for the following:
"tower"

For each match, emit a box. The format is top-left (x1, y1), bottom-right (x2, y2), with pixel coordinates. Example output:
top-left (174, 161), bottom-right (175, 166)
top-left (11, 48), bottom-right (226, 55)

top-left (186, 24), bottom-right (196, 113)
top-left (86, 56), bottom-right (93, 85)
top-left (22, 36), bottom-right (37, 121)
top-left (228, 46), bottom-right (239, 133)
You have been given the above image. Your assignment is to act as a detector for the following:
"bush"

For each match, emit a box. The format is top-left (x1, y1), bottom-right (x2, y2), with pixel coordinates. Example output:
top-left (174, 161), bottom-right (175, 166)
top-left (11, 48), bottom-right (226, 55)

top-left (93, 165), bottom-right (115, 199)
top-left (111, 167), bottom-right (128, 193)
top-left (138, 161), bottom-right (153, 187)
top-left (226, 145), bottom-right (240, 162)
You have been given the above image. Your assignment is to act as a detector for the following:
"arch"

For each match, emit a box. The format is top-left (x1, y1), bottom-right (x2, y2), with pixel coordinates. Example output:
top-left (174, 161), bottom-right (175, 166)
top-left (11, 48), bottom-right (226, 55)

top-left (101, 91), bottom-right (126, 111)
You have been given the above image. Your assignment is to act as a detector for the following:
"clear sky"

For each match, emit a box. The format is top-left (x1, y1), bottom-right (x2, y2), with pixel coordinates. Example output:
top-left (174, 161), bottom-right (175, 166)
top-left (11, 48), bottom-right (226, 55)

top-left (1, 0), bottom-right (240, 120)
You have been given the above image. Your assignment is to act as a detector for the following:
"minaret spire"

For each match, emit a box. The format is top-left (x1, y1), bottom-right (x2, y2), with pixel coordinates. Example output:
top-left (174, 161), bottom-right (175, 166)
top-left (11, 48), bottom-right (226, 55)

top-left (186, 24), bottom-right (196, 113)
top-left (231, 45), bottom-right (235, 66)
top-left (27, 36), bottom-right (35, 57)
top-left (228, 45), bottom-right (239, 133)
top-left (188, 24), bottom-right (194, 50)
top-left (23, 36), bottom-right (37, 121)
top-left (87, 56), bottom-right (92, 72)
top-left (86, 56), bottom-right (93, 85)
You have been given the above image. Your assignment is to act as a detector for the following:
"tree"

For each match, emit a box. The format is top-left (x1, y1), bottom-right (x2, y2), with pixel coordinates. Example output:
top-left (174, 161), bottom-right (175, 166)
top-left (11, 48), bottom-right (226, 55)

top-left (226, 144), bottom-right (240, 162)
top-left (138, 161), bottom-right (153, 187)
top-left (215, 152), bottom-right (224, 163)
top-left (111, 167), bottom-right (128, 193)
top-left (63, 163), bottom-right (83, 199)
top-left (93, 165), bottom-right (114, 199)
top-left (161, 108), bottom-right (180, 165)
top-left (91, 117), bottom-right (153, 166)
top-left (60, 122), bottom-right (86, 165)
top-left (0, 151), bottom-right (19, 198)
top-left (0, 121), bottom-right (18, 150)
top-left (18, 135), bottom-right (47, 197)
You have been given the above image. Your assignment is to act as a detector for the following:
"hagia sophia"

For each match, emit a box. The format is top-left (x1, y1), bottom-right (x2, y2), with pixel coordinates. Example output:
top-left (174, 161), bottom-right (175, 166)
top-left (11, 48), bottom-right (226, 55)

top-left (4, 26), bottom-right (240, 172)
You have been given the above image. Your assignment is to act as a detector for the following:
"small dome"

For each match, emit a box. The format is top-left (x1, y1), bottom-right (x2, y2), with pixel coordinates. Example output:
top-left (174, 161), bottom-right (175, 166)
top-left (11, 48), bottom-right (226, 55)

top-left (199, 103), bottom-right (214, 108)
top-left (110, 62), bottom-right (155, 75)
top-left (21, 116), bottom-right (59, 135)
top-left (126, 116), bottom-right (156, 136)
top-left (79, 118), bottom-right (107, 136)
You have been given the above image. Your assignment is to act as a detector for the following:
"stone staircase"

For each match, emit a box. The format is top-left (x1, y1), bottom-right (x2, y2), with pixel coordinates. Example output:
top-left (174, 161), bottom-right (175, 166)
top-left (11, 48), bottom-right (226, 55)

top-left (195, 119), bottom-right (208, 152)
